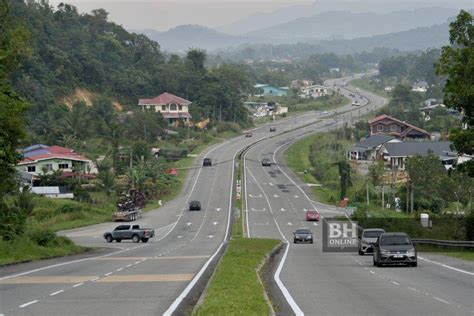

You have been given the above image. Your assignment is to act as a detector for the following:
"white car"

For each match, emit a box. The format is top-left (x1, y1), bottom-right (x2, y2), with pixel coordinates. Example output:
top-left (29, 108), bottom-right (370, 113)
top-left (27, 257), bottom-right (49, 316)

top-left (359, 228), bottom-right (385, 255)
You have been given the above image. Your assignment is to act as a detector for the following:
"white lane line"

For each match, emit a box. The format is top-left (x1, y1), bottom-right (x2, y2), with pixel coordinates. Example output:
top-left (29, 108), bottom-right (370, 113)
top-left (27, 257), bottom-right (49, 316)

top-left (105, 272), bottom-right (113, 276)
top-left (134, 261), bottom-right (140, 264)
top-left (90, 277), bottom-right (100, 281)
top-left (19, 300), bottom-right (39, 308)
top-left (433, 297), bottom-right (450, 305)
top-left (212, 222), bottom-right (218, 225)
top-left (50, 290), bottom-right (64, 296)
top-left (369, 270), bottom-right (375, 274)
top-left (126, 264), bottom-right (132, 268)
top-left (391, 281), bottom-right (400, 286)
top-left (408, 287), bottom-right (420, 293)
top-left (164, 140), bottom-right (241, 316)
top-left (418, 256), bottom-right (474, 276)
top-left (73, 283), bottom-right (83, 288)
top-left (116, 268), bottom-right (123, 272)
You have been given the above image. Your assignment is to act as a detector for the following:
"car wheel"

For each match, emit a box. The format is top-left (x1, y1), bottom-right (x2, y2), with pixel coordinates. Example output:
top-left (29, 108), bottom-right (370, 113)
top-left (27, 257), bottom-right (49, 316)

top-left (373, 257), bottom-right (377, 266)
top-left (106, 235), bottom-right (113, 243)
top-left (294, 239), bottom-right (297, 244)
top-left (132, 234), bottom-right (140, 243)
top-left (141, 238), bottom-right (149, 243)
top-left (359, 249), bottom-right (364, 256)
top-left (310, 240), bottom-right (313, 244)
top-left (411, 262), bottom-right (417, 267)
top-left (116, 239), bottom-right (121, 243)
top-left (376, 260), bottom-right (383, 267)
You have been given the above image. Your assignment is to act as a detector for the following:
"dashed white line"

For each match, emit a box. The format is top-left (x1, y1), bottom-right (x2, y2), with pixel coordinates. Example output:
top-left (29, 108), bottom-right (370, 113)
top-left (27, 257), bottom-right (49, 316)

top-left (72, 283), bottom-right (83, 288)
top-left (19, 300), bottom-right (39, 308)
top-left (126, 264), bottom-right (132, 268)
top-left (391, 281), bottom-right (400, 286)
top-left (433, 297), bottom-right (450, 305)
top-left (369, 270), bottom-right (375, 274)
top-left (105, 272), bottom-right (113, 276)
top-left (90, 277), bottom-right (100, 281)
top-left (408, 287), bottom-right (420, 293)
top-left (116, 268), bottom-right (123, 272)
top-left (50, 290), bottom-right (64, 296)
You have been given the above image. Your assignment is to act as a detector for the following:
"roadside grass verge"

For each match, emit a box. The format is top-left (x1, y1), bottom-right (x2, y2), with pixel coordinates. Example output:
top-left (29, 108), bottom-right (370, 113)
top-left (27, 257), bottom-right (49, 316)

top-left (416, 245), bottom-right (474, 262)
top-left (0, 235), bottom-right (88, 266)
top-left (194, 238), bottom-right (280, 316)
top-left (349, 78), bottom-right (389, 98)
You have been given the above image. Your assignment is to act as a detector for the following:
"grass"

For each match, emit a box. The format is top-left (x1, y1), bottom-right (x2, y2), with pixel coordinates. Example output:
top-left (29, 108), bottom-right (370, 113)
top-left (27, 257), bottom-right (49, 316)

top-left (349, 78), bottom-right (389, 98)
top-left (0, 235), bottom-right (89, 266)
top-left (416, 245), bottom-right (474, 262)
top-left (193, 238), bottom-right (280, 316)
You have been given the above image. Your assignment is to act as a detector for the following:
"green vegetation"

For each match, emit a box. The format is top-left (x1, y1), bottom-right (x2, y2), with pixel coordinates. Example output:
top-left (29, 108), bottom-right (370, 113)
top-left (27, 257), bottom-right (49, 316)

top-left (349, 78), bottom-right (388, 98)
top-left (194, 238), bottom-right (279, 316)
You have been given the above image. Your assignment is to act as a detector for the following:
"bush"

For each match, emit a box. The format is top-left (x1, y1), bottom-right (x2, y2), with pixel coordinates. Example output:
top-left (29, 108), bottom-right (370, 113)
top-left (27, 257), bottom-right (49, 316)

top-left (55, 203), bottom-right (85, 214)
top-left (29, 230), bottom-right (56, 246)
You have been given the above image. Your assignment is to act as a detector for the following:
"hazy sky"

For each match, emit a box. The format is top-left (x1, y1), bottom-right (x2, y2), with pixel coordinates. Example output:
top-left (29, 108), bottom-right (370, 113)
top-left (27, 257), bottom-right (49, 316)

top-left (48, 0), bottom-right (471, 32)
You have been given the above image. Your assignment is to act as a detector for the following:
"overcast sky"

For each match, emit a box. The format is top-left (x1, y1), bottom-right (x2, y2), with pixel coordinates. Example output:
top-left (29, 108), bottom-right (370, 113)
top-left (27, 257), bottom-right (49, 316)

top-left (48, 0), bottom-right (472, 32)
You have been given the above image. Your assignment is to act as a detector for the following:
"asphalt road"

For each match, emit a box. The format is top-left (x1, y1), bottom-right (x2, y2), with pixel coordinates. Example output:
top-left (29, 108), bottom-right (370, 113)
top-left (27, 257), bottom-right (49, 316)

top-left (244, 78), bottom-right (474, 315)
top-left (0, 77), bottom-right (352, 316)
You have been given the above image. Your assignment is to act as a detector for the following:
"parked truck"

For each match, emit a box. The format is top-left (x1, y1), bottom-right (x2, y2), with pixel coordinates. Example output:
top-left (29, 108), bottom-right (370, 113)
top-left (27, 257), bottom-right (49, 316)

top-left (103, 224), bottom-right (155, 243)
top-left (112, 189), bottom-right (145, 222)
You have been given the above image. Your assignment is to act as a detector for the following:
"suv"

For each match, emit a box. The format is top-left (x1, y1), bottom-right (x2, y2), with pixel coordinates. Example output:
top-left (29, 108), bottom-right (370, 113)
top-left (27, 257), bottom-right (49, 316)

top-left (358, 228), bottom-right (385, 255)
top-left (189, 200), bottom-right (201, 211)
top-left (203, 158), bottom-right (212, 167)
top-left (261, 158), bottom-right (272, 166)
top-left (269, 126), bottom-right (276, 132)
top-left (373, 232), bottom-right (417, 267)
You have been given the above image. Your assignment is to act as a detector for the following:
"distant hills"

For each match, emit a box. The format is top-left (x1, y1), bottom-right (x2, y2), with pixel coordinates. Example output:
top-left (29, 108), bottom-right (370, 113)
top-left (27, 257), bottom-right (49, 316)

top-left (138, 8), bottom-right (467, 54)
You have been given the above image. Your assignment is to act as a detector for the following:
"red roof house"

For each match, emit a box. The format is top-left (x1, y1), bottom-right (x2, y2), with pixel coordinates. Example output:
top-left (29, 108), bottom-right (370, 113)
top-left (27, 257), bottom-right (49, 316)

top-left (138, 92), bottom-right (192, 124)
top-left (368, 115), bottom-right (430, 140)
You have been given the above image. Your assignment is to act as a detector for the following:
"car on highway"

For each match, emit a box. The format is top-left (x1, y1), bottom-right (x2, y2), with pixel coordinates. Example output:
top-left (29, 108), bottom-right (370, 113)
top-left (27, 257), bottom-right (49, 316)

top-left (269, 126), bottom-right (276, 132)
top-left (293, 228), bottom-right (313, 244)
top-left (245, 131), bottom-right (253, 137)
top-left (322, 111), bottom-right (329, 114)
top-left (103, 224), bottom-right (154, 243)
top-left (261, 158), bottom-right (272, 166)
top-left (189, 200), bottom-right (201, 211)
top-left (305, 209), bottom-right (320, 221)
top-left (351, 100), bottom-right (360, 106)
top-left (349, 93), bottom-right (355, 97)
top-left (358, 228), bottom-right (385, 255)
top-left (373, 232), bottom-right (417, 267)
top-left (203, 157), bottom-right (212, 167)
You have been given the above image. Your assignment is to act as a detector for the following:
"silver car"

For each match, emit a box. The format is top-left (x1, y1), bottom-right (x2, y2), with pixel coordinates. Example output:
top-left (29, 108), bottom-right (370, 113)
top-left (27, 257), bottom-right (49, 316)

top-left (358, 228), bottom-right (385, 255)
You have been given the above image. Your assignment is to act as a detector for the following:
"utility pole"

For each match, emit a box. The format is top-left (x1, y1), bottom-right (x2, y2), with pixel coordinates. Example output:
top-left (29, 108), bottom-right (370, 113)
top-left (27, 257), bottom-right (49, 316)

top-left (382, 185), bottom-right (385, 209)
top-left (410, 183), bottom-right (414, 214)
top-left (366, 179), bottom-right (369, 205)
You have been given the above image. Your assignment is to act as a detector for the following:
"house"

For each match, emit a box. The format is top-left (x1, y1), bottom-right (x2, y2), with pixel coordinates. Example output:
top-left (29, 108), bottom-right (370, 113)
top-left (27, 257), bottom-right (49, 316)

top-left (290, 80), bottom-right (313, 89)
top-left (299, 85), bottom-right (330, 99)
top-left (30, 186), bottom-right (74, 199)
top-left (17, 144), bottom-right (95, 177)
top-left (379, 141), bottom-right (453, 170)
top-left (368, 115), bottom-right (430, 140)
top-left (348, 135), bottom-right (401, 161)
top-left (423, 98), bottom-right (437, 107)
top-left (139, 92), bottom-right (192, 124)
top-left (384, 86), bottom-right (393, 93)
top-left (253, 84), bottom-right (288, 96)
top-left (412, 81), bottom-right (429, 92)
top-left (419, 103), bottom-right (458, 121)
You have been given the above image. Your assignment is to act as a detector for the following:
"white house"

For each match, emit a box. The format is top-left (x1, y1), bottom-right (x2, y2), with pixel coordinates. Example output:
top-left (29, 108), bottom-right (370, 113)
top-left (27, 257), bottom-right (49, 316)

top-left (17, 144), bottom-right (95, 177)
top-left (348, 135), bottom-right (401, 161)
top-left (139, 92), bottom-right (192, 124)
top-left (299, 85), bottom-right (330, 99)
top-left (412, 81), bottom-right (429, 93)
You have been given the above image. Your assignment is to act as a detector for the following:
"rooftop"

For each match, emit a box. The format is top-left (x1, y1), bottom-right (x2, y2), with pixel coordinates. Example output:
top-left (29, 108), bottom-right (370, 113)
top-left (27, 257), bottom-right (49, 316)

top-left (383, 141), bottom-right (453, 157)
top-left (138, 92), bottom-right (191, 106)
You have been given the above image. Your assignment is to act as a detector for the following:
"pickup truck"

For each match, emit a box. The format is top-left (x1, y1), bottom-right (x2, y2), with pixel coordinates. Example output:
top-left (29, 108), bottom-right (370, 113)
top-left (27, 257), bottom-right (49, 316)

top-left (103, 224), bottom-right (154, 243)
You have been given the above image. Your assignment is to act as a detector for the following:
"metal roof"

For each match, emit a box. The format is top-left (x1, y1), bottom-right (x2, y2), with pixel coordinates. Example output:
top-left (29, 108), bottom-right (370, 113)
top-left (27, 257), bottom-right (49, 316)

top-left (383, 141), bottom-right (453, 157)
top-left (355, 135), bottom-right (395, 149)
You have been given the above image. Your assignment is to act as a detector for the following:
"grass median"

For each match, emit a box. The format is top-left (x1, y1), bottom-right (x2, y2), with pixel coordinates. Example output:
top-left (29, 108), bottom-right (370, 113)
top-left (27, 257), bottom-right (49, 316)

top-left (194, 238), bottom-right (280, 315)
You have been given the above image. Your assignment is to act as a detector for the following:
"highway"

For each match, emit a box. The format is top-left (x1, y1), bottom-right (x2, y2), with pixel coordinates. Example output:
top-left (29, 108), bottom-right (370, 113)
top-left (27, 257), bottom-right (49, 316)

top-left (0, 75), bottom-right (471, 316)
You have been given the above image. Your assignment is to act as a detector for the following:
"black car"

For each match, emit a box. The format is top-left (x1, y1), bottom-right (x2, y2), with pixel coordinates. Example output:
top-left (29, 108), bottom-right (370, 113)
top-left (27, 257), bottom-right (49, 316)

top-left (269, 126), bottom-right (276, 132)
top-left (373, 232), bottom-right (417, 267)
top-left (245, 132), bottom-right (253, 137)
top-left (293, 228), bottom-right (313, 244)
top-left (261, 158), bottom-right (272, 166)
top-left (189, 200), bottom-right (201, 211)
top-left (203, 158), bottom-right (212, 167)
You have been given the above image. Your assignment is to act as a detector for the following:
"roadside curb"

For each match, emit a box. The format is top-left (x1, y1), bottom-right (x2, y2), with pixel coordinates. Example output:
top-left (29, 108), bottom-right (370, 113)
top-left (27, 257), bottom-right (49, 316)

top-left (260, 242), bottom-right (294, 316)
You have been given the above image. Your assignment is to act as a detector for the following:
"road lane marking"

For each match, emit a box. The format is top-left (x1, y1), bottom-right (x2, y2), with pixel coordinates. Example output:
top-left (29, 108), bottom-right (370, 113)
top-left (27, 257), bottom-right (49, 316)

top-left (418, 256), bottom-right (474, 276)
top-left (19, 300), bottom-right (39, 308)
top-left (0, 276), bottom-right (97, 284)
top-left (116, 268), bottom-right (123, 272)
top-left (186, 222), bottom-right (192, 226)
top-left (135, 261), bottom-right (140, 264)
top-left (408, 287), bottom-right (420, 293)
top-left (212, 222), bottom-right (218, 225)
top-left (207, 235), bottom-right (215, 238)
top-left (391, 281), bottom-right (400, 286)
top-left (433, 297), bottom-right (450, 305)
top-left (273, 194), bottom-right (279, 198)
top-left (369, 270), bottom-right (375, 274)
top-left (177, 235), bottom-right (183, 239)
top-left (72, 283), bottom-right (83, 288)
top-left (90, 277), bottom-right (100, 282)
top-left (97, 274), bottom-right (194, 283)
top-left (105, 272), bottom-right (113, 276)
top-left (281, 208), bottom-right (286, 212)
top-left (50, 290), bottom-right (64, 296)
top-left (288, 222), bottom-right (293, 226)
top-left (216, 208), bottom-right (221, 212)
top-left (251, 208), bottom-right (266, 212)
top-left (126, 264), bottom-right (132, 268)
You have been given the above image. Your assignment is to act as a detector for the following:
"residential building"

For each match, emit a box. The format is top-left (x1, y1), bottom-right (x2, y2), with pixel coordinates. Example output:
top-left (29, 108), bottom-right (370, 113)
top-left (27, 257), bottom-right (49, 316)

top-left (17, 144), bottom-right (95, 177)
top-left (253, 84), bottom-right (288, 96)
top-left (299, 85), bottom-right (330, 99)
top-left (369, 114), bottom-right (430, 140)
top-left (290, 80), bottom-right (313, 89)
top-left (139, 92), bottom-right (192, 124)
top-left (412, 80), bottom-right (429, 92)
top-left (384, 86), bottom-right (393, 93)
top-left (419, 103), bottom-right (458, 121)
top-left (379, 141), bottom-right (454, 170)
top-left (348, 135), bottom-right (401, 161)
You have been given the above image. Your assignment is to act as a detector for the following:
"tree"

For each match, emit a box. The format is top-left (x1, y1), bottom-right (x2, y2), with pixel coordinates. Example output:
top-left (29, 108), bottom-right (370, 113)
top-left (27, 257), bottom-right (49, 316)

top-left (337, 160), bottom-right (352, 200)
top-left (97, 159), bottom-right (115, 197)
top-left (436, 10), bottom-right (474, 175)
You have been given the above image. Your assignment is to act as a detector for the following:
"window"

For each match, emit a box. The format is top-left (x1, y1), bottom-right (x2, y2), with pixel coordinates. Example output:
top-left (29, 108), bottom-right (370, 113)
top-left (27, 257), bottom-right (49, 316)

top-left (44, 164), bottom-right (53, 172)
top-left (170, 103), bottom-right (177, 111)
top-left (58, 163), bottom-right (69, 169)
top-left (389, 124), bottom-right (397, 132)
top-left (377, 124), bottom-right (383, 132)
top-left (27, 166), bottom-right (36, 172)
top-left (178, 105), bottom-right (183, 111)
top-left (161, 105), bottom-right (166, 111)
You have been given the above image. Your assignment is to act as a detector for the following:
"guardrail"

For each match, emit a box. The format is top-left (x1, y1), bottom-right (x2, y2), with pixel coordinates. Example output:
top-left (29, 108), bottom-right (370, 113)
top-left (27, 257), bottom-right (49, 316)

top-left (412, 238), bottom-right (474, 249)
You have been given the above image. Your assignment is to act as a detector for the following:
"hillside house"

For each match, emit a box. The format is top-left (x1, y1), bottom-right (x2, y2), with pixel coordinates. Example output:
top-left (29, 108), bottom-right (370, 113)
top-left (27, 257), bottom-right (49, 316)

top-left (412, 81), bottom-right (429, 92)
top-left (299, 85), bottom-right (330, 99)
top-left (17, 144), bottom-right (95, 177)
top-left (348, 135), bottom-right (401, 161)
top-left (139, 92), bottom-right (192, 124)
top-left (369, 115), bottom-right (430, 140)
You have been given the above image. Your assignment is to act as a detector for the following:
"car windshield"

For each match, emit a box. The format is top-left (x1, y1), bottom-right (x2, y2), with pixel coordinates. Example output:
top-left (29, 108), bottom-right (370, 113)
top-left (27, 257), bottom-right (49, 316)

top-left (363, 230), bottom-right (384, 238)
top-left (296, 229), bottom-right (310, 234)
top-left (380, 235), bottom-right (411, 246)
